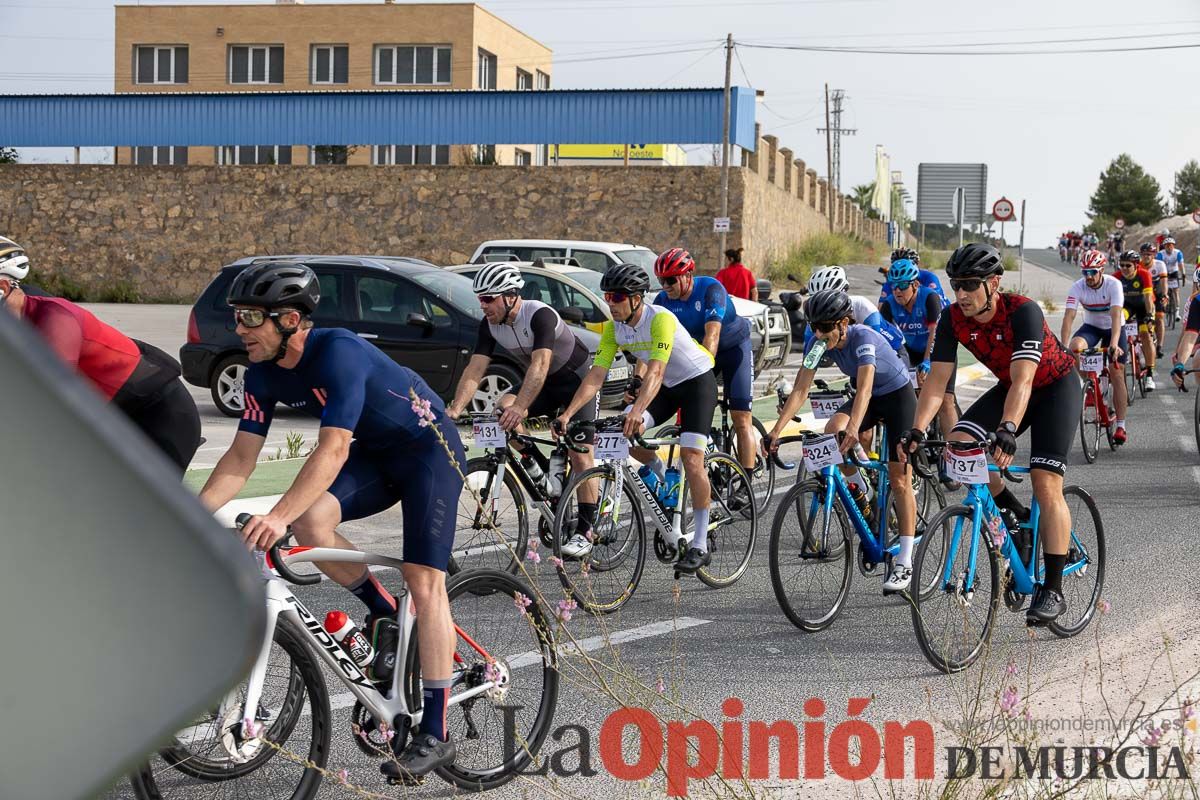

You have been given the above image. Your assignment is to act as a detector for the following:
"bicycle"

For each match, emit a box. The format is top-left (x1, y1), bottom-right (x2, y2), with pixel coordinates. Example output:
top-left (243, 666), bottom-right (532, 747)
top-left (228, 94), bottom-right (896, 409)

top-left (1121, 320), bottom-right (1149, 403)
top-left (1174, 368), bottom-right (1200, 460)
top-left (128, 515), bottom-right (559, 798)
top-left (707, 390), bottom-right (777, 516)
top-left (454, 413), bottom-right (589, 574)
top-left (1167, 290), bottom-right (1180, 331)
top-left (1076, 347), bottom-right (1117, 463)
top-left (909, 439), bottom-right (1105, 673)
top-left (551, 416), bottom-right (757, 613)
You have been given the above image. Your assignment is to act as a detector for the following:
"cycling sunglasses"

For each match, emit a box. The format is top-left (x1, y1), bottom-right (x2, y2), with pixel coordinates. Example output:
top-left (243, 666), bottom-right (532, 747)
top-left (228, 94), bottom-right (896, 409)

top-left (891, 280), bottom-right (914, 291)
top-left (811, 320), bottom-right (841, 334)
top-left (604, 291), bottom-right (630, 303)
top-left (661, 275), bottom-right (691, 287)
top-left (1081, 268), bottom-right (1100, 277)
top-left (234, 308), bottom-right (287, 328)
top-left (949, 278), bottom-right (984, 292)
top-left (476, 294), bottom-right (501, 304)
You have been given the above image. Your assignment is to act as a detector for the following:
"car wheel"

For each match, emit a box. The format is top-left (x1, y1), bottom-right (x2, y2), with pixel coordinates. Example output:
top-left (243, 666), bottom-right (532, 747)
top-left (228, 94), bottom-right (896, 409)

top-left (211, 354), bottom-right (249, 418)
top-left (472, 363), bottom-right (521, 414)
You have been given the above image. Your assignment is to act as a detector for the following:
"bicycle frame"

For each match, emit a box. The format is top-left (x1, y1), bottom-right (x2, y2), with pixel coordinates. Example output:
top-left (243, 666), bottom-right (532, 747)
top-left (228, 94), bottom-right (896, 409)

top-left (616, 434), bottom-right (695, 548)
top-left (808, 427), bottom-right (898, 565)
top-left (1078, 350), bottom-right (1114, 429)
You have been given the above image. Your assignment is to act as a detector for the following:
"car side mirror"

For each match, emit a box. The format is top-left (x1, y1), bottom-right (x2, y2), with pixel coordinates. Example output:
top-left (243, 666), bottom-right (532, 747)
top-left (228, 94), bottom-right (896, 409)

top-left (560, 306), bottom-right (585, 324)
top-left (406, 312), bottom-right (434, 332)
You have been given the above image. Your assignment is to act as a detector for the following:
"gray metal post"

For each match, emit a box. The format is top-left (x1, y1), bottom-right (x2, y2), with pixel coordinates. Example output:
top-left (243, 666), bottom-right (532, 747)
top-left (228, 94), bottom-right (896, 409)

top-left (719, 33), bottom-right (733, 263)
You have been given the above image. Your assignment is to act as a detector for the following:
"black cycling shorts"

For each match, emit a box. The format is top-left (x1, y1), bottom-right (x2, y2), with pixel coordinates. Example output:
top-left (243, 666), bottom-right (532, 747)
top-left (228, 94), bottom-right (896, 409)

top-left (644, 370), bottom-right (719, 444)
top-left (123, 378), bottom-right (202, 474)
top-left (835, 384), bottom-right (917, 463)
top-left (952, 372), bottom-right (1082, 476)
top-left (512, 370), bottom-right (597, 424)
top-left (904, 345), bottom-right (956, 395)
top-left (1125, 297), bottom-right (1153, 327)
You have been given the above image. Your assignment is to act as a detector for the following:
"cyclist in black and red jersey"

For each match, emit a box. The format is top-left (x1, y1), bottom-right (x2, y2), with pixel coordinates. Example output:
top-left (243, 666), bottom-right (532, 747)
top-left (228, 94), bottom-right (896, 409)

top-left (899, 243), bottom-right (1080, 625)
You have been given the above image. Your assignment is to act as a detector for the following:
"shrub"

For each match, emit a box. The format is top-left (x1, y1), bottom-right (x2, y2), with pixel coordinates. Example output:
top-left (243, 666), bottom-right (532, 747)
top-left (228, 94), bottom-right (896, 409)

top-left (761, 233), bottom-right (881, 287)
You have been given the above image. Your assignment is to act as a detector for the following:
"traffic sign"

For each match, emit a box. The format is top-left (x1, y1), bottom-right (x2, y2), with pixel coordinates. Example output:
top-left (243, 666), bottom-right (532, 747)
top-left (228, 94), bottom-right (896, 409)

top-left (713, 217), bottom-right (731, 233)
top-left (1115, 218), bottom-right (1125, 229)
top-left (1192, 210), bottom-right (1200, 225)
top-left (992, 197), bottom-right (1015, 222)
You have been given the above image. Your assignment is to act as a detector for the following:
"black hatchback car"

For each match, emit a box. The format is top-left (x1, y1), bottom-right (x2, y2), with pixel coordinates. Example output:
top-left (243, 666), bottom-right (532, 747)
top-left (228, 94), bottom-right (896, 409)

top-left (181, 255), bottom-right (629, 416)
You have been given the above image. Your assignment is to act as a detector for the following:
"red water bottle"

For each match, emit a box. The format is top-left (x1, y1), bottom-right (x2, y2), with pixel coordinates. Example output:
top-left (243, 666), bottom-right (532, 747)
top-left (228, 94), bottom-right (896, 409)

top-left (323, 610), bottom-right (376, 669)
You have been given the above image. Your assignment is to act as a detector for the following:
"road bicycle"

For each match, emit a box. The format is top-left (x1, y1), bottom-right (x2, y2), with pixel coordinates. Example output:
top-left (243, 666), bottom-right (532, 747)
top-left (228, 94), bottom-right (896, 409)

top-left (123, 516), bottom-right (559, 798)
top-left (707, 390), bottom-right (776, 516)
top-left (1175, 368), bottom-right (1200, 460)
top-left (550, 416), bottom-right (757, 614)
top-left (1121, 321), bottom-right (1150, 403)
top-left (1076, 347), bottom-right (1117, 463)
top-left (909, 440), bottom-right (1105, 673)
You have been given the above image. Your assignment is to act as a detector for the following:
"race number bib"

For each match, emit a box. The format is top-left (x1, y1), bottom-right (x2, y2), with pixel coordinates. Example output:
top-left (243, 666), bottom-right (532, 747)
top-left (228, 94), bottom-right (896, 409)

top-left (810, 392), bottom-right (842, 420)
top-left (1079, 352), bottom-right (1105, 374)
top-left (908, 368), bottom-right (920, 388)
top-left (802, 434), bottom-right (844, 471)
top-left (943, 447), bottom-right (988, 485)
top-left (1123, 323), bottom-right (1137, 341)
top-left (594, 432), bottom-right (630, 462)
top-left (472, 420), bottom-right (506, 449)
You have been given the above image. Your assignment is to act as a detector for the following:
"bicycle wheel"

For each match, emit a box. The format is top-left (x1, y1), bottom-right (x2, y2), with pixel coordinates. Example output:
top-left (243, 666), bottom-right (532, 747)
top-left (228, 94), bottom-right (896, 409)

top-left (1103, 379), bottom-right (1117, 451)
top-left (910, 504), bottom-right (1001, 673)
top-left (452, 456), bottom-right (529, 575)
top-left (413, 569), bottom-right (559, 792)
top-left (1125, 352), bottom-right (1136, 406)
top-left (1046, 486), bottom-right (1106, 638)
top-left (1078, 384), bottom-right (1098, 464)
top-left (697, 451), bottom-right (758, 588)
top-left (135, 617), bottom-right (330, 800)
top-left (1193, 388), bottom-right (1200, 461)
top-left (552, 463), bottom-right (646, 614)
top-left (727, 417), bottom-right (777, 516)
top-left (768, 477), bottom-right (853, 631)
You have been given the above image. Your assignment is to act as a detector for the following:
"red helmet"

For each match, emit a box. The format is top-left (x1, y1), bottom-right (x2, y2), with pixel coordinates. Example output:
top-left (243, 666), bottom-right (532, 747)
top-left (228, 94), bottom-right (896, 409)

top-left (654, 247), bottom-right (695, 278)
top-left (1080, 250), bottom-right (1107, 270)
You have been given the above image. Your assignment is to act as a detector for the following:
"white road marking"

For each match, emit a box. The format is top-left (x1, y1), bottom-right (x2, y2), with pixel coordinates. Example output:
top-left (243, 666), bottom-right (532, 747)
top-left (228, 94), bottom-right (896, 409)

top-left (1168, 412), bottom-right (1186, 426)
top-left (1161, 394), bottom-right (1177, 405)
top-left (1191, 467), bottom-right (1200, 491)
top-left (1179, 435), bottom-right (1194, 454)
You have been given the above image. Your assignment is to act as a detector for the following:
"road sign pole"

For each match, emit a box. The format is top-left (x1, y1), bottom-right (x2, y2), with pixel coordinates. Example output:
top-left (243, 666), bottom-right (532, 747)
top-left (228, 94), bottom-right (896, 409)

top-left (719, 33), bottom-right (732, 266)
top-left (1018, 199), bottom-right (1026, 268)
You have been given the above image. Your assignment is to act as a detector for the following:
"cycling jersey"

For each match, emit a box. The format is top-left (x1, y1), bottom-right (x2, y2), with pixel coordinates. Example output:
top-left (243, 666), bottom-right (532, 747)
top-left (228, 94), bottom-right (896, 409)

top-left (1065, 275), bottom-right (1123, 330)
top-left (805, 295), bottom-right (907, 358)
top-left (1158, 249), bottom-right (1184, 279)
top-left (804, 324), bottom-right (910, 395)
top-left (473, 299), bottom-right (589, 379)
top-left (652, 276), bottom-right (750, 353)
top-left (1115, 266), bottom-right (1154, 319)
top-left (878, 268), bottom-right (949, 307)
top-left (593, 303), bottom-right (713, 388)
top-left (931, 293), bottom-right (1075, 389)
top-left (1149, 260), bottom-right (1168, 295)
top-left (879, 287), bottom-right (942, 352)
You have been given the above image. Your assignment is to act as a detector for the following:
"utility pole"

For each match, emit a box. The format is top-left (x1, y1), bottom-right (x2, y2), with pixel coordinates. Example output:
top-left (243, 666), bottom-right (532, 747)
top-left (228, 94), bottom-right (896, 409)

top-left (822, 84), bottom-right (833, 232)
top-left (816, 88), bottom-right (856, 193)
top-left (718, 33), bottom-right (733, 263)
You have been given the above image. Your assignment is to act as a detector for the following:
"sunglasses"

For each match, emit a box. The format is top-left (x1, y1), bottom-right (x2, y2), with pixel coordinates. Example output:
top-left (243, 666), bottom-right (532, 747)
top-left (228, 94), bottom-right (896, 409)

top-left (1081, 269), bottom-right (1100, 277)
top-left (812, 320), bottom-right (841, 334)
top-left (604, 291), bottom-right (630, 303)
top-left (949, 278), bottom-right (984, 292)
top-left (234, 308), bottom-right (286, 328)
top-left (891, 280), bottom-right (914, 291)
top-left (477, 294), bottom-right (501, 304)
top-left (661, 275), bottom-right (687, 287)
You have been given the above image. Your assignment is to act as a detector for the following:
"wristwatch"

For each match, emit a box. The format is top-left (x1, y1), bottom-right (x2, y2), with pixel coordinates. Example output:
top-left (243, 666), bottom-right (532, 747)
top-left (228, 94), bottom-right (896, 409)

top-left (998, 421), bottom-right (1018, 435)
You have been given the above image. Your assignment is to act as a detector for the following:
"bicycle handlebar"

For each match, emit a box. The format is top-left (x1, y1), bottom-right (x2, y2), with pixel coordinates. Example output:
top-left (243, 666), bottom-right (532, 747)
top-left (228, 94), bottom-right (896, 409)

top-left (918, 439), bottom-right (1024, 484)
top-left (234, 512), bottom-right (322, 586)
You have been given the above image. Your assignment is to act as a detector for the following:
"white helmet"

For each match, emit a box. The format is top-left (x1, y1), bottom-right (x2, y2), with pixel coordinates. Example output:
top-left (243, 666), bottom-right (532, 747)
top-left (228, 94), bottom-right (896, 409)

top-left (0, 236), bottom-right (29, 281)
top-left (471, 262), bottom-right (525, 296)
top-left (807, 265), bottom-right (849, 294)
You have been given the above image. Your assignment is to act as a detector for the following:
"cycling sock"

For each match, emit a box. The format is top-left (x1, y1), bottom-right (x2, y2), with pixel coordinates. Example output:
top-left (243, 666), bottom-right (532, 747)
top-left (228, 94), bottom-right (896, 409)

top-left (349, 571), bottom-right (397, 618)
top-left (646, 455), bottom-right (666, 480)
top-left (576, 502), bottom-right (598, 534)
top-left (1043, 553), bottom-right (1067, 594)
top-left (420, 677), bottom-right (453, 741)
top-left (692, 506), bottom-right (711, 552)
top-left (1116, 419), bottom-right (1126, 430)
top-left (993, 486), bottom-right (1030, 521)
top-left (896, 535), bottom-right (915, 568)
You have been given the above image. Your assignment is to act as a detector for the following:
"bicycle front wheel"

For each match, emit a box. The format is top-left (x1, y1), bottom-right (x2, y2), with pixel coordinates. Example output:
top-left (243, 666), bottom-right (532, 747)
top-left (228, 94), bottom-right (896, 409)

top-left (1193, 387), bottom-right (1200, 461)
top-left (697, 451), bottom-right (758, 588)
top-left (726, 417), bottom-right (777, 516)
top-left (1047, 486), bottom-right (1106, 638)
top-left (452, 456), bottom-right (529, 575)
top-left (1079, 384), bottom-right (1098, 464)
top-left (768, 477), bottom-right (853, 631)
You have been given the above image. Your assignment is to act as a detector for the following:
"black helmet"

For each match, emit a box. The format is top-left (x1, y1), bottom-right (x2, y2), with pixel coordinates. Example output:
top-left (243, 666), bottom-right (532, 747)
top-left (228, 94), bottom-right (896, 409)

top-left (1119, 249), bottom-right (1139, 264)
top-left (905, 248), bottom-right (921, 265)
top-left (227, 261), bottom-right (320, 315)
top-left (890, 248), bottom-right (907, 263)
top-left (946, 243), bottom-right (1004, 280)
top-left (1140, 242), bottom-right (1155, 253)
top-left (804, 290), bottom-right (854, 324)
top-left (600, 262), bottom-right (651, 295)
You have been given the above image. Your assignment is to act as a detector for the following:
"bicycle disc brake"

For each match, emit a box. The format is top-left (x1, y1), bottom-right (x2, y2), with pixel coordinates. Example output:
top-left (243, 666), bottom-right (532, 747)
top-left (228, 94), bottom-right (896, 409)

top-left (219, 702), bottom-right (269, 763)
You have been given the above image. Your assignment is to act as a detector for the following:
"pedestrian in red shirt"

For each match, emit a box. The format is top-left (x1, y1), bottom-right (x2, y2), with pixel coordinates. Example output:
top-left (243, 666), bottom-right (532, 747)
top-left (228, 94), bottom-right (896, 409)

top-left (716, 248), bottom-right (758, 301)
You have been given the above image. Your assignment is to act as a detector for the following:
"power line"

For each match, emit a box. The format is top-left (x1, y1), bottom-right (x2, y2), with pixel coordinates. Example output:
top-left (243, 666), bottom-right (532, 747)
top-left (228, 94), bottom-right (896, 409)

top-left (737, 39), bottom-right (1200, 56)
top-left (742, 29), bottom-right (1200, 50)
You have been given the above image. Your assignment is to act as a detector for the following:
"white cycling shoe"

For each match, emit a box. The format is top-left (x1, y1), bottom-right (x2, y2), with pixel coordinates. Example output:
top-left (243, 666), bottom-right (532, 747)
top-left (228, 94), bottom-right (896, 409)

top-left (560, 532), bottom-right (593, 559)
top-left (1145, 375), bottom-right (1156, 391)
top-left (883, 564), bottom-right (913, 595)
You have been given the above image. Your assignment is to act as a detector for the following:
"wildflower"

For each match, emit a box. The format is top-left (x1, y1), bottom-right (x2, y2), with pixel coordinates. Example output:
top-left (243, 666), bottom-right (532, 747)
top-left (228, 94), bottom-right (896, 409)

top-left (1000, 686), bottom-right (1019, 716)
top-left (986, 514), bottom-right (1005, 549)
top-left (556, 598), bottom-right (577, 623)
top-left (513, 593), bottom-right (532, 613)
top-left (549, 556), bottom-right (564, 568)
top-left (655, 677), bottom-right (666, 693)
top-left (526, 549), bottom-right (541, 565)
top-left (1097, 598), bottom-right (1111, 615)
top-left (484, 660), bottom-right (502, 684)
top-left (379, 722), bottom-right (395, 742)
top-left (242, 719), bottom-right (264, 739)
top-left (337, 769), bottom-right (349, 783)
top-left (1005, 660), bottom-right (1019, 677)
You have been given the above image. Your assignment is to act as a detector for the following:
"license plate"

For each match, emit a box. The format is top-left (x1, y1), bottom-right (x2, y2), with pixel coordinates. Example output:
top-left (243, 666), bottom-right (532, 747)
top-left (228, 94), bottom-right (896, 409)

top-left (1079, 353), bottom-right (1105, 374)
top-left (766, 345), bottom-right (783, 359)
top-left (472, 420), bottom-right (506, 449)
top-left (802, 434), bottom-right (843, 471)
top-left (943, 447), bottom-right (988, 485)
top-left (594, 431), bottom-right (630, 461)
top-left (810, 392), bottom-right (842, 420)
top-left (608, 365), bottom-right (629, 382)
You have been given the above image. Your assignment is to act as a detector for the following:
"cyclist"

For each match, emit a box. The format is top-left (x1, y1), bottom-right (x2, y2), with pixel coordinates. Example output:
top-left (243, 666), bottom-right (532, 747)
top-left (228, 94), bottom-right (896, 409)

top-left (900, 243), bottom-right (1080, 625)
top-left (766, 289), bottom-right (919, 593)
top-left (555, 263), bottom-right (719, 574)
top-left (0, 235), bottom-right (201, 472)
top-left (197, 262), bottom-right (463, 776)
top-left (879, 258), bottom-right (961, 479)
top-left (445, 262), bottom-right (598, 558)
top-left (1144, 242), bottom-right (1168, 357)
top-left (1157, 237), bottom-right (1185, 322)
top-left (1114, 249), bottom-right (1157, 391)
top-left (652, 247), bottom-right (756, 480)
top-left (880, 248), bottom-right (949, 307)
top-left (807, 265), bottom-right (908, 361)
top-left (1058, 234), bottom-right (1069, 262)
top-left (1171, 289), bottom-right (1200, 390)
top-left (1061, 250), bottom-right (1129, 445)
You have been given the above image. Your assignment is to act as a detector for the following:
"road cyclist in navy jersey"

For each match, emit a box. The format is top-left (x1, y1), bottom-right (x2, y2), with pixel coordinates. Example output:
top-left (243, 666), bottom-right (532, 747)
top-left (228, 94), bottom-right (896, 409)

top-left (806, 265), bottom-right (909, 362)
top-left (765, 289), bottom-right (921, 594)
top-left (197, 262), bottom-right (464, 777)
top-left (879, 248), bottom-right (949, 308)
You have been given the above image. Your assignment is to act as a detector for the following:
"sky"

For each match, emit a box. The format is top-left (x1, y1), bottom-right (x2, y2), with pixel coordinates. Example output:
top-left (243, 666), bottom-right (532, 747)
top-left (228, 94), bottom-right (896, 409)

top-left (2, 0), bottom-right (1198, 244)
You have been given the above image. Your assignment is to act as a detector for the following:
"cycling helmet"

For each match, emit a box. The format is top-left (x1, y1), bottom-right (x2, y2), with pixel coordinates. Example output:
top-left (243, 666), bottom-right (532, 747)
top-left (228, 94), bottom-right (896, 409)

top-left (654, 247), bottom-right (695, 278)
top-left (887, 259), bottom-right (920, 285)
top-left (906, 248), bottom-right (921, 265)
top-left (1080, 250), bottom-right (1107, 270)
top-left (889, 248), bottom-right (908, 263)
top-left (600, 262), bottom-right (651, 295)
top-left (0, 235), bottom-right (29, 281)
top-left (945, 243), bottom-right (1004, 279)
top-left (1140, 242), bottom-right (1157, 254)
top-left (227, 261), bottom-right (320, 315)
top-left (804, 290), bottom-right (854, 325)
top-left (1119, 250), bottom-right (1139, 264)
top-left (807, 265), bottom-right (849, 293)
top-left (1164, 237), bottom-right (1177, 246)
top-left (471, 262), bottom-right (525, 296)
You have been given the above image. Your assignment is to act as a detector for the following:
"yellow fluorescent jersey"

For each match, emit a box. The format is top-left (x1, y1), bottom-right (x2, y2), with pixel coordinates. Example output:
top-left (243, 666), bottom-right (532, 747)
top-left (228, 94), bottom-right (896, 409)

top-left (594, 303), bottom-right (714, 388)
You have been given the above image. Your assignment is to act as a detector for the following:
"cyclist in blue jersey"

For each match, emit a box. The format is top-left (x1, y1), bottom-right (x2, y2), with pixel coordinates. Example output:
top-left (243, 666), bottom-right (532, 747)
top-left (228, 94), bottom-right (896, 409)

top-left (198, 262), bottom-right (462, 777)
top-left (880, 248), bottom-right (948, 307)
top-left (806, 266), bottom-right (909, 363)
top-left (652, 247), bottom-right (757, 476)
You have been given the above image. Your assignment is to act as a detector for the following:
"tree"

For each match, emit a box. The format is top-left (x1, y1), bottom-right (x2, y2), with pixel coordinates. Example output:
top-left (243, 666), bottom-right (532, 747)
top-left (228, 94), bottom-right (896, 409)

top-left (0, 147), bottom-right (16, 164)
top-left (850, 183), bottom-right (881, 220)
top-left (1087, 154), bottom-right (1164, 225)
top-left (1170, 159), bottom-right (1200, 215)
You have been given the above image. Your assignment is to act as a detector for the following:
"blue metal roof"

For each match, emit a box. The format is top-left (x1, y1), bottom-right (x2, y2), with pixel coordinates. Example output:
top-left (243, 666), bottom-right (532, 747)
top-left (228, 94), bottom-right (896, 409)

top-left (1, 88), bottom-right (757, 150)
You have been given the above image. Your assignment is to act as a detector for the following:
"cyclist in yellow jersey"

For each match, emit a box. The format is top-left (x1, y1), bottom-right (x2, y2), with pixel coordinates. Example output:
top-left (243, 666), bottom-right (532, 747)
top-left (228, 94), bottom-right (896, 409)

top-left (556, 263), bottom-right (719, 573)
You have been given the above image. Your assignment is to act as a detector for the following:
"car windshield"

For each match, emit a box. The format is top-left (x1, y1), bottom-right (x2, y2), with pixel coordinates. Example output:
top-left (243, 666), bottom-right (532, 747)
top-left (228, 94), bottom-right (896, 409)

top-left (412, 270), bottom-right (483, 320)
top-left (615, 249), bottom-right (661, 290)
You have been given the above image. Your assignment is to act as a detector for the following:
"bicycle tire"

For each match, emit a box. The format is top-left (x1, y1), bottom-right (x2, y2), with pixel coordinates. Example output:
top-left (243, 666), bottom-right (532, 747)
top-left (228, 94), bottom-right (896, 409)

top-left (768, 477), bottom-right (853, 631)
top-left (1079, 384), bottom-right (1098, 464)
top-left (1193, 388), bottom-right (1200, 462)
top-left (1125, 351), bottom-right (1136, 406)
top-left (1102, 379), bottom-right (1117, 451)
top-left (1047, 486), bottom-right (1106, 638)
top-left (724, 416), bottom-right (777, 516)
top-left (552, 462), bottom-right (647, 614)
top-left (135, 616), bottom-right (331, 800)
top-left (910, 504), bottom-right (1001, 674)
top-left (697, 451), bottom-right (758, 588)
top-left (452, 456), bottom-right (529, 575)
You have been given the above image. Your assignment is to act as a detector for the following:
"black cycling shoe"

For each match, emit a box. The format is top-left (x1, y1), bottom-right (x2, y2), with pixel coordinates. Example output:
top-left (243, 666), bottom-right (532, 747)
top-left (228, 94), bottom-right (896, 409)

top-left (381, 734), bottom-right (456, 782)
top-left (1025, 587), bottom-right (1066, 627)
top-left (675, 546), bottom-right (711, 575)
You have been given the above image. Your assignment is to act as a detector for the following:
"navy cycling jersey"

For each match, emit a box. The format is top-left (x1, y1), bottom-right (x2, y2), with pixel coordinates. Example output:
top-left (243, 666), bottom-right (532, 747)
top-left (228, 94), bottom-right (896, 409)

top-left (239, 327), bottom-right (447, 443)
top-left (804, 324), bottom-right (910, 395)
top-left (653, 275), bottom-right (750, 353)
top-left (878, 268), bottom-right (948, 307)
top-left (879, 287), bottom-right (942, 352)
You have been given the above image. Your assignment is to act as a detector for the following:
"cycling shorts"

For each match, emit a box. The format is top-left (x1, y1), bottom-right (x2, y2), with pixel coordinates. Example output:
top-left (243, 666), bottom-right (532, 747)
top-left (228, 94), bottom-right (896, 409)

top-left (1123, 298), bottom-right (1153, 328)
top-left (511, 370), bottom-right (598, 425)
top-left (642, 369), bottom-right (719, 448)
top-left (329, 426), bottom-right (466, 571)
top-left (713, 338), bottom-right (754, 412)
top-left (1168, 276), bottom-right (1181, 290)
top-left (834, 385), bottom-right (917, 464)
top-left (1071, 323), bottom-right (1127, 365)
top-left (904, 344), bottom-right (956, 395)
top-left (952, 373), bottom-right (1081, 476)
top-left (123, 377), bottom-right (202, 473)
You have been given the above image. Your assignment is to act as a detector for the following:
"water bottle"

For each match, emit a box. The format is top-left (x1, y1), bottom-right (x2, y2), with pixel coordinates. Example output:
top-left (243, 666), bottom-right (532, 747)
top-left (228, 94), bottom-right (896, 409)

top-left (324, 610), bottom-right (376, 670)
top-left (638, 465), bottom-right (661, 499)
top-left (775, 379), bottom-right (794, 414)
top-left (802, 338), bottom-right (828, 371)
top-left (546, 450), bottom-right (567, 497)
top-left (661, 467), bottom-right (682, 509)
top-left (521, 453), bottom-right (548, 492)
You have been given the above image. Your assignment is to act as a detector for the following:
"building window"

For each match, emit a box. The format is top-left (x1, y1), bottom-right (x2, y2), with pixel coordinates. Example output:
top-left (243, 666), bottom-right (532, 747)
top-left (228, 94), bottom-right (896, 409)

top-left (373, 145), bottom-right (450, 165)
top-left (310, 145), bottom-right (349, 165)
top-left (135, 46), bottom-right (188, 84)
top-left (219, 145), bottom-right (293, 165)
top-left (515, 149), bottom-right (532, 166)
top-left (134, 146), bottom-right (188, 165)
top-left (375, 45), bottom-right (451, 85)
top-left (474, 144), bottom-right (497, 165)
top-left (478, 49), bottom-right (496, 90)
top-left (311, 45), bottom-right (348, 85)
top-left (229, 45), bottom-right (284, 85)
top-left (536, 70), bottom-right (550, 90)
top-left (516, 69), bottom-right (532, 91)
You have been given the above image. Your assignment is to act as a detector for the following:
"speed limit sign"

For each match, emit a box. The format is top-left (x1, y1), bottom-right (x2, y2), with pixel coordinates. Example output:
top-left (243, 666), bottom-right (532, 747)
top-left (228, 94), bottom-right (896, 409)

top-left (992, 197), bottom-right (1015, 222)
top-left (1192, 209), bottom-right (1200, 225)
top-left (1115, 218), bottom-right (1125, 229)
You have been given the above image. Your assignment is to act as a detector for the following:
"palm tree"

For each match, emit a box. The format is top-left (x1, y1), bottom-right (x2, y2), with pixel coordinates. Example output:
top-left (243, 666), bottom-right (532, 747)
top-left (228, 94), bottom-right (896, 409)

top-left (851, 182), bottom-right (875, 212)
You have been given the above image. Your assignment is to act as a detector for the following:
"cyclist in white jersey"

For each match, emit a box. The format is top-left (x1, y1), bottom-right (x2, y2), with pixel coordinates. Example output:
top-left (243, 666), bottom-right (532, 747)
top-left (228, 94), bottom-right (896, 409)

top-left (1158, 238), bottom-right (1185, 322)
top-left (1061, 250), bottom-right (1129, 445)
top-left (556, 263), bottom-right (719, 573)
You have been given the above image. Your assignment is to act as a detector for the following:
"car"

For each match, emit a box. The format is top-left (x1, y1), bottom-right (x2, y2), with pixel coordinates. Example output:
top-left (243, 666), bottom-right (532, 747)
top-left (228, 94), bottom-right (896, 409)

top-left (180, 255), bottom-right (630, 417)
top-left (469, 239), bottom-right (791, 371)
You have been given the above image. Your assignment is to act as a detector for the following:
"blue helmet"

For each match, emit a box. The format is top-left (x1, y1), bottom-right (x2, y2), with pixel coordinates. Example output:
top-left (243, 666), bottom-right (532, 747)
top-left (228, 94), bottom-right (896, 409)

top-left (888, 259), bottom-right (919, 286)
